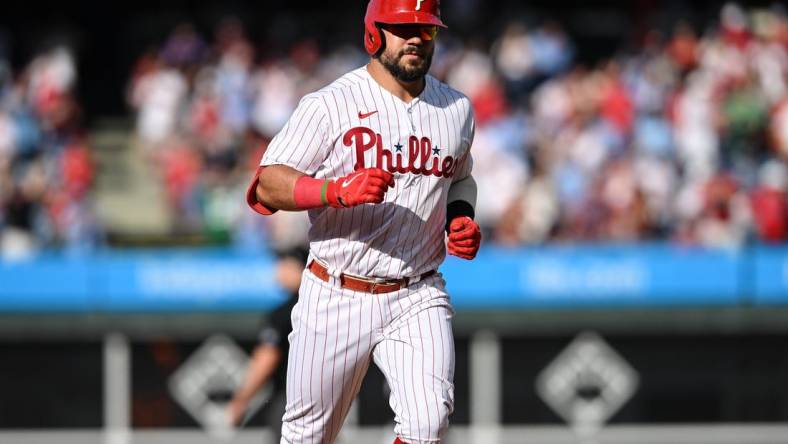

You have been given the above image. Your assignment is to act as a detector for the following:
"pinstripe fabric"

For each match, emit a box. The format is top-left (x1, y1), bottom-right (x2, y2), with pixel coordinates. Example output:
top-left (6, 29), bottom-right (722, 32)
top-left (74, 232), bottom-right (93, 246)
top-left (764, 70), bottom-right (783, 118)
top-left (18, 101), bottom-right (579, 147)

top-left (260, 66), bottom-right (474, 280)
top-left (281, 270), bottom-right (454, 444)
top-left (265, 65), bottom-right (472, 444)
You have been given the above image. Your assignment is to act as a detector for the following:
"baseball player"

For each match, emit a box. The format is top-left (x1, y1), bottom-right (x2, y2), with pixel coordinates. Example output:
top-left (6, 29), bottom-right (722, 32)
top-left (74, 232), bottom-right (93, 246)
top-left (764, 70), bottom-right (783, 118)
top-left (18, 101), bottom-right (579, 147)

top-left (246, 1), bottom-right (481, 442)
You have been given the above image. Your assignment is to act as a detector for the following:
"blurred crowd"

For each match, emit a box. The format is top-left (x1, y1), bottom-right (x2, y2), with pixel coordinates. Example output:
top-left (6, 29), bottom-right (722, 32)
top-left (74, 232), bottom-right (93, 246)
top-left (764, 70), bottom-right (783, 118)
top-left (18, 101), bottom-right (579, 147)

top-left (2, 2), bottom-right (788, 256)
top-left (481, 3), bottom-right (788, 247)
top-left (0, 46), bottom-right (101, 259)
top-left (125, 18), bottom-right (356, 251)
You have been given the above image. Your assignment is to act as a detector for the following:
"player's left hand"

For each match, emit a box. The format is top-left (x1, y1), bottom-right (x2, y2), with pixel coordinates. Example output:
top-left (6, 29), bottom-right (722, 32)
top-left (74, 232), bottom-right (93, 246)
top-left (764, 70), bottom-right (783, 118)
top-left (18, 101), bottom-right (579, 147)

top-left (447, 216), bottom-right (481, 260)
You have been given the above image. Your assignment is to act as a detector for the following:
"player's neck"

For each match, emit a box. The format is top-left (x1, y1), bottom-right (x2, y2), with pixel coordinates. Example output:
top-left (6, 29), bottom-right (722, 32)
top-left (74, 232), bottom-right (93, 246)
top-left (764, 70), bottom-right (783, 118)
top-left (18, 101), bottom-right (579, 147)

top-left (366, 60), bottom-right (425, 103)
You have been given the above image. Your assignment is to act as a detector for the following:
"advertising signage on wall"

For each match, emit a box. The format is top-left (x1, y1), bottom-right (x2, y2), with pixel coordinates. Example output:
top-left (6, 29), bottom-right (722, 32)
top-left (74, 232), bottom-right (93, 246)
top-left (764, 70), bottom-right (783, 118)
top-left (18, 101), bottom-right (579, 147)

top-left (1, 246), bottom-right (787, 312)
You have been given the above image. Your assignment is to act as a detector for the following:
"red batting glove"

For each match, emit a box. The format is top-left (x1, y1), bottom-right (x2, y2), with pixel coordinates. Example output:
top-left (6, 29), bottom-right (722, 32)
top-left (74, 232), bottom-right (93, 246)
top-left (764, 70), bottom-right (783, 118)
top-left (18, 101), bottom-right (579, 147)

top-left (326, 168), bottom-right (395, 208)
top-left (447, 216), bottom-right (481, 260)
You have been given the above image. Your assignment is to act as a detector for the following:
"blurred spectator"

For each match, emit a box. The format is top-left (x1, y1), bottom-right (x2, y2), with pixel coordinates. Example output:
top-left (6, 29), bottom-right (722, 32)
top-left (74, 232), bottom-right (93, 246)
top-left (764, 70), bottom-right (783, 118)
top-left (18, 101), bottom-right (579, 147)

top-left (0, 45), bottom-right (102, 258)
top-left (128, 54), bottom-right (188, 147)
top-left (160, 23), bottom-right (208, 73)
top-left (493, 21), bottom-right (573, 104)
top-left (668, 22), bottom-right (700, 73)
top-left (214, 18), bottom-right (255, 135)
top-left (696, 173), bottom-right (752, 247)
top-left (750, 159), bottom-right (788, 242)
top-left (250, 60), bottom-right (300, 138)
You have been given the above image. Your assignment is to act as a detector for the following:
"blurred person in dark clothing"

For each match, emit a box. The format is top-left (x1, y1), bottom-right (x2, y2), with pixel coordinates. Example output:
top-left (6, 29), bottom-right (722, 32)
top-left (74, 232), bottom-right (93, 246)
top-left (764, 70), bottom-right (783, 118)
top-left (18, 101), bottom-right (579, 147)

top-left (1, 160), bottom-right (46, 258)
top-left (227, 247), bottom-right (307, 439)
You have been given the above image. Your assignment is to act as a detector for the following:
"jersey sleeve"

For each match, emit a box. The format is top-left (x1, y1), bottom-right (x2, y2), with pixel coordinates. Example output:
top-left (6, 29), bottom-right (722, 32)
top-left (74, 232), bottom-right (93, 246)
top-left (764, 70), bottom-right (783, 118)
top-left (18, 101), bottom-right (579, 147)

top-left (260, 94), bottom-right (331, 176)
top-left (452, 104), bottom-right (475, 183)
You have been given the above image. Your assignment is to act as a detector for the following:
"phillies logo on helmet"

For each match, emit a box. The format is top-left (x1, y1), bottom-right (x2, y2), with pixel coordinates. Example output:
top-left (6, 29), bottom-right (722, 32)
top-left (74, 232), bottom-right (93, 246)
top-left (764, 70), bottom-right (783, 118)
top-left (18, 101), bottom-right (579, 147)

top-left (416, 0), bottom-right (424, 10)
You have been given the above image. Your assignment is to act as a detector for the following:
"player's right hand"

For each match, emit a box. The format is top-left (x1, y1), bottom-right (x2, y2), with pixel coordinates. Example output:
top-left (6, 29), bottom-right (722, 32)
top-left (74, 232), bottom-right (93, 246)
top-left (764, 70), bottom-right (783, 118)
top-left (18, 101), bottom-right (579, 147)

top-left (328, 168), bottom-right (395, 208)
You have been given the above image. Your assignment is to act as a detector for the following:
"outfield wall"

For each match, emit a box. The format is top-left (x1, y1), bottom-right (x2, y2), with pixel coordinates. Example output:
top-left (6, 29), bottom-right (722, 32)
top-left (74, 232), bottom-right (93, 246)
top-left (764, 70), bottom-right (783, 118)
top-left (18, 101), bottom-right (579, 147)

top-left (2, 245), bottom-right (787, 312)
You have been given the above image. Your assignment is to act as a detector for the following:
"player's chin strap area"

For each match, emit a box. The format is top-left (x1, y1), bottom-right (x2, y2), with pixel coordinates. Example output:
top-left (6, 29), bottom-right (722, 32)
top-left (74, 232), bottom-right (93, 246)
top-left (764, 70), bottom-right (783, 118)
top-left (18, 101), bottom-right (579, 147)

top-left (308, 259), bottom-right (435, 294)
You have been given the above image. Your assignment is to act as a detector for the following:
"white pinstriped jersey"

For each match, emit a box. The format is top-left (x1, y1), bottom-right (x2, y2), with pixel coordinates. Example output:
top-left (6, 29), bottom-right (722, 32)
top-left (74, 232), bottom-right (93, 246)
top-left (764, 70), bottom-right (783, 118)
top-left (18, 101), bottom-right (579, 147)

top-left (260, 66), bottom-right (474, 279)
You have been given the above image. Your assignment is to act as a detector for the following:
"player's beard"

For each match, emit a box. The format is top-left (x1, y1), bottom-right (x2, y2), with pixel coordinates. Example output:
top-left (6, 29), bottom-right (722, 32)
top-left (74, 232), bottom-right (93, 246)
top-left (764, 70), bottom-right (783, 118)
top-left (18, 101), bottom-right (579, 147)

top-left (379, 45), bottom-right (434, 83)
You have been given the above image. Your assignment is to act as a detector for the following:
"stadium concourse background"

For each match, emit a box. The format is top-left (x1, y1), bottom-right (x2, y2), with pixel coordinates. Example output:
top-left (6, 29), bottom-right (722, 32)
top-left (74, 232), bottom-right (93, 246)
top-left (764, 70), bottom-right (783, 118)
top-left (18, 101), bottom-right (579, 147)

top-left (2, 0), bottom-right (788, 443)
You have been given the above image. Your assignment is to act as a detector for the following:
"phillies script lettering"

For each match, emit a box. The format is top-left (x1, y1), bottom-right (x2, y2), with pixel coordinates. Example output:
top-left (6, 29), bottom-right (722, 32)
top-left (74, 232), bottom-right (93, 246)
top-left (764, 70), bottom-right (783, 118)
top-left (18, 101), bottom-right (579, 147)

top-left (343, 126), bottom-right (459, 178)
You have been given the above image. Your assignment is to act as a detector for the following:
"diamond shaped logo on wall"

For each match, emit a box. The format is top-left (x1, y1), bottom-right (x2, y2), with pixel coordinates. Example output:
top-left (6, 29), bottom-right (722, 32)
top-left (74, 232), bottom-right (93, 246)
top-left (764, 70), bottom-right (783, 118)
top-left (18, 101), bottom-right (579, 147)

top-left (536, 331), bottom-right (639, 434)
top-left (168, 335), bottom-right (272, 438)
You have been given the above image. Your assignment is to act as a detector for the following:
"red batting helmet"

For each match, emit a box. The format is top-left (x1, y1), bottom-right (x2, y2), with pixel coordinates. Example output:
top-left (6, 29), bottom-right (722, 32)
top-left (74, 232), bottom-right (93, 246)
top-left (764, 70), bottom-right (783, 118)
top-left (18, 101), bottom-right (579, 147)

top-left (364, 0), bottom-right (447, 56)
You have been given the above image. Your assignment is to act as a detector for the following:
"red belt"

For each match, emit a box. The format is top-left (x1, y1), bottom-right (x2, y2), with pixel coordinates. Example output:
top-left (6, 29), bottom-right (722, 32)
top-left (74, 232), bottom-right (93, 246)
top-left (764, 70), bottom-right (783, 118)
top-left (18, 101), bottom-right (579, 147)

top-left (308, 260), bottom-right (435, 294)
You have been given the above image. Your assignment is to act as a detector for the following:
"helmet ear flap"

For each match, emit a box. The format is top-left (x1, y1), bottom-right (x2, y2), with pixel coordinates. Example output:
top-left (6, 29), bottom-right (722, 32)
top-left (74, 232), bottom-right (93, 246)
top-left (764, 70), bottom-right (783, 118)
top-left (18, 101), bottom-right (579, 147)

top-left (373, 25), bottom-right (386, 57)
top-left (365, 24), bottom-right (386, 57)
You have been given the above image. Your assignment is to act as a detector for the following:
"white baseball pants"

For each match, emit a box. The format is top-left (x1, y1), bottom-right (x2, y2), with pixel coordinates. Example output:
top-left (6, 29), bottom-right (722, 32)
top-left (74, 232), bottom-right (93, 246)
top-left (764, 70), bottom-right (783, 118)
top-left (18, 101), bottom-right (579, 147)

top-left (280, 270), bottom-right (455, 444)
